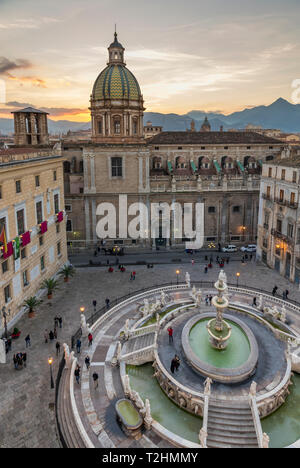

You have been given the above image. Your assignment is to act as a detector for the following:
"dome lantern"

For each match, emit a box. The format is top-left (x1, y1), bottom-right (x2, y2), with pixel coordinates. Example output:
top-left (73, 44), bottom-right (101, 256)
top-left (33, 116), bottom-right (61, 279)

top-left (108, 30), bottom-right (125, 66)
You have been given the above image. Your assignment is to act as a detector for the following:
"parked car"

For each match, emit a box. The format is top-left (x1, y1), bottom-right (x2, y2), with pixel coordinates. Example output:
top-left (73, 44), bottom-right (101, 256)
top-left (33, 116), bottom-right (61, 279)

top-left (222, 245), bottom-right (238, 253)
top-left (240, 245), bottom-right (257, 253)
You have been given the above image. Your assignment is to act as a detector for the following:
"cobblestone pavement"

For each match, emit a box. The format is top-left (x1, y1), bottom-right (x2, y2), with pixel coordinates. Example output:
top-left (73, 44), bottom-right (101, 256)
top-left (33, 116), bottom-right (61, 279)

top-left (0, 259), bottom-right (299, 448)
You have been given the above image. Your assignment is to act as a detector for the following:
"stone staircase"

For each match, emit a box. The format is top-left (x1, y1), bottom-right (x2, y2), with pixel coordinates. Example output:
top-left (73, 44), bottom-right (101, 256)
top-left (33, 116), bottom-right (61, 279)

top-left (56, 367), bottom-right (86, 448)
top-left (206, 399), bottom-right (259, 448)
top-left (120, 332), bottom-right (156, 365)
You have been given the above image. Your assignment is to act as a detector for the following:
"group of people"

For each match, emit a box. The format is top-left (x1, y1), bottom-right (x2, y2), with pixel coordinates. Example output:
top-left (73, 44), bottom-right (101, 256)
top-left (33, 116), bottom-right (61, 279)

top-left (272, 285), bottom-right (289, 299)
top-left (167, 327), bottom-right (181, 374)
top-left (13, 352), bottom-right (26, 370)
top-left (205, 295), bottom-right (213, 306)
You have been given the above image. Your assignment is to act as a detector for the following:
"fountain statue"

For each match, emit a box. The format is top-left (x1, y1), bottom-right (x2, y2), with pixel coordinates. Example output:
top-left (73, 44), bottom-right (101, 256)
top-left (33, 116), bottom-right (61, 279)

top-left (262, 433), bottom-right (270, 449)
top-left (63, 343), bottom-right (75, 368)
top-left (185, 272), bottom-right (191, 288)
top-left (206, 271), bottom-right (232, 350)
top-left (195, 289), bottom-right (202, 307)
top-left (124, 319), bottom-right (130, 339)
top-left (199, 428), bottom-right (207, 448)
top-left (0, 339), bottom-right (6, 364)
top-left (280, 305), bottom-right (287, 323)
top-left (143, 399), bottom-right (153, 430)
top-left (160, 291), bottom-right (167, 307)
top-left (143, 299), bottom-right (150, 317)
top-left (258, 295), bottom-right (263, 311)
top-left (80, 313), bottom-right (91, 337)
top-left (249, 381), bottom-right (257, 397)
top-left (204, 377), bottom-right (212, 395)
top-left (123, 374), bottom-right (132, 398)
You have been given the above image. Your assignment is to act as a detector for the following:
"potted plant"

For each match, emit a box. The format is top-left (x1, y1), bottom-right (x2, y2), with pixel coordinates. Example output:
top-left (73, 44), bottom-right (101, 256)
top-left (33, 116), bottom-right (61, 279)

top-left (23, 296), bottom-right (43, 318)
top-left (41, 278), bottom-right (59, 299)
top-left (59, 265), bottom-right (75, 283)
top-left (11, 327), bottom-right (21, 339)
top-left (108, 266), bottom-right (114, 273)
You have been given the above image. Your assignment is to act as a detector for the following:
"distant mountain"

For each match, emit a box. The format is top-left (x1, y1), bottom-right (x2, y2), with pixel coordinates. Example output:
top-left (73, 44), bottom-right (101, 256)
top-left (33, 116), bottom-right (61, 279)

top-left (1, 98), bottom-right (299, 135)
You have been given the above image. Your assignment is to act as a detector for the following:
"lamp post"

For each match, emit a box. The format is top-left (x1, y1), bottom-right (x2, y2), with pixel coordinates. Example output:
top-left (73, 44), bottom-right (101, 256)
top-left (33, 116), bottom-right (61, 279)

top-left (48, 357), bottom-right (54, 389)
top-left (176, 269), bottom-right (180, 285)
top-left (80, 306), bottom-right (85, 314)
top-left (236, 272), bottom-right (240, 287)
top-left (1, 306), bottom-right (10, 339)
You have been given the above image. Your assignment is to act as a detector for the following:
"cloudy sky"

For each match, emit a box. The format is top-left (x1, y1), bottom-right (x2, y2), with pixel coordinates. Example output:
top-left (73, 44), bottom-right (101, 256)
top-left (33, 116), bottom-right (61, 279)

top-left (0, 0), bottom-right (299, 121)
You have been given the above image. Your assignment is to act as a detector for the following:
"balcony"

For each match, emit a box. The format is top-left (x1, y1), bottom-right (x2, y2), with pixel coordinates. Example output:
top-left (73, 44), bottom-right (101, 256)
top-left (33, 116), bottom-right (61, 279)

top-left (271, 229), bottom-right (293, 245)
top-left (262, 193), bottom-right (272, 201)
top-left (274, 197), bottom-right (299, 209)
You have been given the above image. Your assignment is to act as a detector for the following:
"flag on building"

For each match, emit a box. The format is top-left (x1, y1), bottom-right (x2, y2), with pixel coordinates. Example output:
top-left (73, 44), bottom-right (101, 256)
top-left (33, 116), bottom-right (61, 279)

top-left (0, 224), bottom-right (8, 254)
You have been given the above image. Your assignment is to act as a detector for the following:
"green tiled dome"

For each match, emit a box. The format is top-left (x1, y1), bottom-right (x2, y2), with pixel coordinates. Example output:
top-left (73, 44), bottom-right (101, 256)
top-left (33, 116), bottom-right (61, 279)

top-left (92, 64), bottom-right (141, 101)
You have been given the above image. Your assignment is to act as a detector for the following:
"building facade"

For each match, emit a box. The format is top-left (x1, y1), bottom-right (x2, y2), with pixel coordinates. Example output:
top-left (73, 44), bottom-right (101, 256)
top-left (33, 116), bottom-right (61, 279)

top-left (61, 33), bottom-right (285, 250)
top-left (257, 148), bottom-right (300, 284)
top-left (0, 118), bottom-right (67, 334)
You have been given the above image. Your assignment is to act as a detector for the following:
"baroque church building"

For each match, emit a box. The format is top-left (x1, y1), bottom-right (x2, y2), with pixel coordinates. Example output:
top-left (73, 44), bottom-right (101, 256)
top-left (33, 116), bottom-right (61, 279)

top-left (62, 33), bottom-right (284, 249)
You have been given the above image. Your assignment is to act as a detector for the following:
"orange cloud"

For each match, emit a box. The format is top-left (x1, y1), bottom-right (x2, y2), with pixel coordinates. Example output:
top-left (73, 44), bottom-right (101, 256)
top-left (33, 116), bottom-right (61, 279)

top-left (7, 74), bottom-right (47, 87)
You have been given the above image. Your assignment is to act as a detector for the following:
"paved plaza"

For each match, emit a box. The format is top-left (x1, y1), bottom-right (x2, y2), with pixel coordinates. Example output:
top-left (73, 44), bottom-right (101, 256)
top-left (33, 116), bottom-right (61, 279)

top-left (0, 257), bottom-right (300, 448)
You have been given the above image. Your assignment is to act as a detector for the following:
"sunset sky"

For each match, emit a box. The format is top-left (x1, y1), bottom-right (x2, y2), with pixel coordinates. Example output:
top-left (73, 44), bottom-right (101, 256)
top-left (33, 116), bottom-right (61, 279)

top-left (0, 0), bottom-right (300, 121)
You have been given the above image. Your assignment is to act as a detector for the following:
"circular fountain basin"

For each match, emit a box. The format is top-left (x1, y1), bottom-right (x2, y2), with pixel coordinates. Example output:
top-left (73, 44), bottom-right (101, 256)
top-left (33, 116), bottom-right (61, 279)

top-left (182, 313), bottom-right (259, 383)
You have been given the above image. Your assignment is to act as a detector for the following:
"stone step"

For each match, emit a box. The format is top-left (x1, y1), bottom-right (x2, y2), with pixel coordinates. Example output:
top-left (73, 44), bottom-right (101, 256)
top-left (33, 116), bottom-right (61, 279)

top-left (207, 434), bottom-right (258, 447)
top-left (207, 439), bottom-right (258, 449)
top-left (208, 416), bottom-right (254, 427)
top-left (208, 423), bottom-right (256, 434)
top-left (208, 408), bottom-right (252, 418)
top-left (209, 402), bottom-right (251, 412)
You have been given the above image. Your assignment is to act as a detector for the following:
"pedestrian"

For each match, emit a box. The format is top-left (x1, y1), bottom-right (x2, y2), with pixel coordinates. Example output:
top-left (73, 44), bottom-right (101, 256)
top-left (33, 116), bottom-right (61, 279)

top-left (92, 372), bottom-right (99, 389)
top-left (283, 291), bottom-right (286, 300)
top-left (250, 254), bottom-right (253, 261)
top-left (204, 266), bottom-right (208, 274)
top-left (22, 352), bottom-right (27, 368)
top-left (54, 317), bottom-right (59, 328)
top-left (76, 339), bottom-right (81, 354)
top-left (74, 365), bottom-right (80, 384)
top-left (88, 333), bottom-right (93, 347)
top-left (17, 353), bottom-right (23, 369)
top-left (167, 326), bottom-right (174, 344)
top-left (209, 295), bottom-right (213, 306)
top-left (192, 259), bottom-right (195, 266)
top-left (25, 334), bottom-right (31, 348)
top-left (105, 298), bottom-right (110, 309)
top-left (85, 356), bottom-right (91, 370)
top-left (44, 330), bottom-right (48, 343)
top-left (92, 300), bottom-right (97, 311)
top-left (252, 297), bottom-right (257, 307)
top-left (13, 354), bottom-right (18, 370)
top-left (49, 330), bottom-right (54, 341)
top-left (130, 272), bottom-right (133, 281)
top-left (174, 355), bottom-right (181, 372)
top-left (6, 338), bottom-right (11, 352)
top-left (226, 257), bottom-right (230, 264)
top-left (56, 341), bottom-right (61, 355)
top-left (272, 286), bottom-right (278, 297)
top-left (58, 317), bottom-right (63, 329)
top-left (132, 271), bottom-right (136, 280)
top-left (286, 290), bottom-right (289, 300)
top-left (205, 295), bottom-right (209, 306)
top-left (170, 357), bottom-right (177, 374)
top-left (53, 328), bottom-right (57, 339)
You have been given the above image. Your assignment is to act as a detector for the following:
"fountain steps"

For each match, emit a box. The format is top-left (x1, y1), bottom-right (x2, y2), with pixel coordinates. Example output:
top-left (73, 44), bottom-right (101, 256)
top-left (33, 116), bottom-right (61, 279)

top-left (207, 403), bottom-right (259, 448)
top-left (123, 333), bottom-right (156, 354)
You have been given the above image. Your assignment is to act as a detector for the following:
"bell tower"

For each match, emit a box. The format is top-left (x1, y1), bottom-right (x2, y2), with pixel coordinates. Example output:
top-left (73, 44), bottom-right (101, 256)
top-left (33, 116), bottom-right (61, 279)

top-left (12, 107), bottom-right (49, 146)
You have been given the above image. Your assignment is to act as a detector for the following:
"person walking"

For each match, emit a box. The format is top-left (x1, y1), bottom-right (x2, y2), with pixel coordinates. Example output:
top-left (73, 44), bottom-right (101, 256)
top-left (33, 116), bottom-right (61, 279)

top-left (204, 266), bottom-right (208, 274)
top-left (13, 354), bottom-right (18, 370)
top-left (76, 339), bottom-right (81, 354)
top-left (285, 290), bottom-right (289, 300)
top-left (105, 298), bottom-right (110, 309)
top-left (174, 355), bottom-right (181, 372)
top-left (58, 317), bottom-right (63, 329)
top-left (167, 327), bottom-right (174, 344)
top-left (54, 317), bottom-right (59, 328)
top-left (92, 372), bottom-right (99, 389)
top-left (56, 341), bottom-right (61, 356)
top-left (49, 330), bottom-right (54, 341)
top-left (74, 365), bottom-right (80, 384)
top-left (22, 353), bottom-right (27, 368)
top-left (44, 330), bottom-right (48, 343)
top-left (25, 334), bottom-right (31, 348)
top-left (252, 297), bottom-right (257, 307)
top-left (170, 357), bottom-right (177, 374)
top-left (88, 333), bottom-right (93, 347)
top-left (132, 271), bottom-right (136, 280)
top-left (85, 356), bottom-right (91, 370)
top-left (92, 300), bottom-right (97, 311)
top-left (53, 328), bottom-right (57, 340)
top-left (272, 286), bottom-right (278, 297)
top-left (209, 295), bottom-right (213, 306)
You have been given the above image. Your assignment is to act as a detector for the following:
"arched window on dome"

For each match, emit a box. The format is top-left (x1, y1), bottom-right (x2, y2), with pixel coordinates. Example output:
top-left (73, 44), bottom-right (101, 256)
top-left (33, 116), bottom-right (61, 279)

top-left (98, 120), bottom-right (102, 134)
top-left (114, 117), bottom-right (121, 134)
top-left (176, 156), bottom-right (186, 169)
top-left (152, 157), bottom-right (162, 170)
top-left (132, 118), bottom-right (138, 135)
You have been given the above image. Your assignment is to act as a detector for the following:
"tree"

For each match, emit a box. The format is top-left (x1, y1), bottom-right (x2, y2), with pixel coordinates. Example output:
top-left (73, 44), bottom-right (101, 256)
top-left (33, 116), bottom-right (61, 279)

top-left (23, 296), bottom-right (43, 317)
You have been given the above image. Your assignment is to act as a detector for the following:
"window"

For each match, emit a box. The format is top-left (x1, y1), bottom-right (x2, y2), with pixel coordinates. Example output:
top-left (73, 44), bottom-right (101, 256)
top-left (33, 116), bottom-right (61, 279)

top-left (293, 171), bottom-right (297, 183)
top-left (114, 119), bottom-right (121, 134)
top-left (98, 120), bottom-right (102, 134)
top-left (279, 189), bottom-right (284, 202)
top-left (281, 169), bottom-right (286, 181)
top-left (290, 192), bottom-right (296, 206)
top-left (21, 248), bottom-right (26, 260)
top-left (297, 228), bottom-right (300, 244)
top-left (23, 270), bottom-right (29, 287)
top-left (35, 175), bottom-right (40, 187)
top-left (4, 284), bottom-right (11, 303)
top-left (224, 146), bottom-right (229, 150)
top-left (231, 236), bottom-right (240, 241)
top-left (54, 193), bottom-right (60, 214)
top-left (40, 255), bottom-right (45, 271)
top-left (65, 205), bottom-right (72, 212)
top-left (39, 236), bottom-right (44, 247)
top-left (207, 237), bottom-right (216, 242)
top-left (178, 147), bottom-right (182, 150)
top-left (288, 223), bottom-right (294, 239)
top-left (36, 201), bottom-right (43, 225)
top-left (53, 171), bottom-right (57, 181)
top-left (276, 219), bottom-right (282, 233)
top-left (133, 119), bottom-right (138, 135)
top-left (79, 188), bottom-right (84, 194)
top-left (268, 168), bottom-right (272, 178)
top-left (155, 147), bottom-right (159, 151)
top-left (16, 209), bottom-right (25, 236)
top-left (201, 147), bottom-right (206, 150)
top-left (16, 180), bottom-right (21, 193)
top-left (0, 185), bottom-right (2, 199)
top-left (56, 224), bottom-right (60, 234)
top-left (2, 260), bottom-right (8, 274)
top-left (111, 157), bottom-right (123, 177)
top-left (208, 207), bottom-right (216, 213)
top-left (57, 242), bottom-right (61, 256)
top-left (266, 186), bottom-right (271, 198)
top-left (233, 206), bottom-right (240, 213)
top-left (66, 219), bottom-right (72, 232)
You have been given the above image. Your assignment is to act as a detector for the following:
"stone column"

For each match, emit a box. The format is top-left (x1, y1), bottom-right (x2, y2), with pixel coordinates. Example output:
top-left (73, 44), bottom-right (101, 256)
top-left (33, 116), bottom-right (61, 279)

top-left (129, 114), bottom-right (132, 136)
top-left (92, 199), bottom-right (97, 242)
top-left (85, 198), bottom-right (91, 244)
top-left (107, 112), bottom-right (111, 135)
top-left (90, 155), bottom-right (96, 193)
top-left (83, 154), bottom-right (90, 193)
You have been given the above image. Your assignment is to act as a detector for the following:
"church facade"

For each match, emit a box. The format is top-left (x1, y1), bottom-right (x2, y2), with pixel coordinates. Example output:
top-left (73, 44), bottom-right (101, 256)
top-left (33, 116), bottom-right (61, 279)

top-left (63, 33), bottom-right (285, 250)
